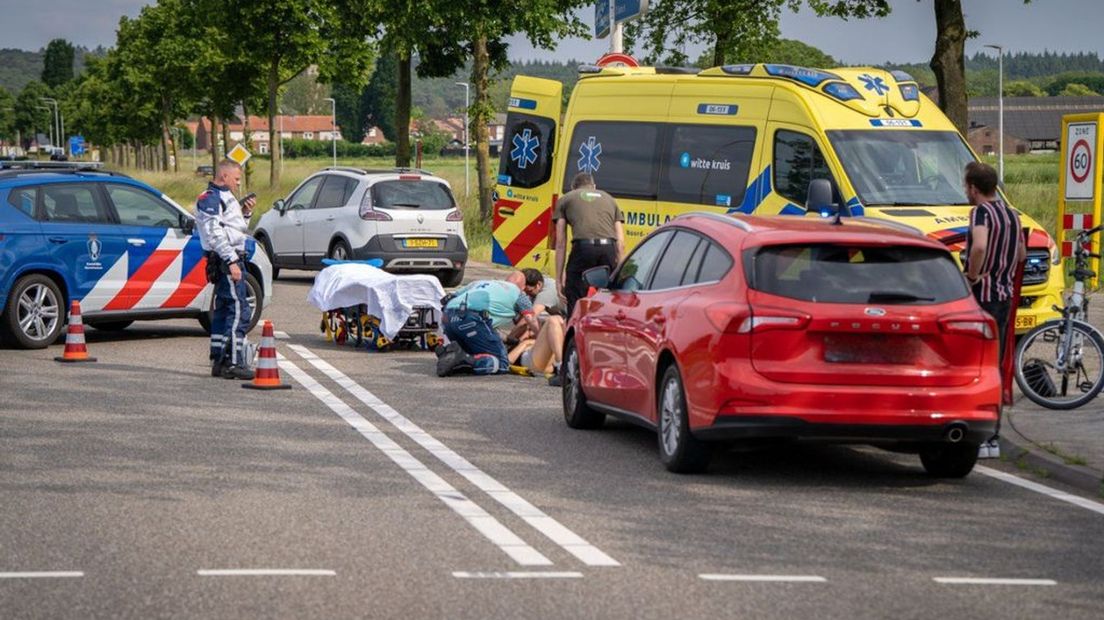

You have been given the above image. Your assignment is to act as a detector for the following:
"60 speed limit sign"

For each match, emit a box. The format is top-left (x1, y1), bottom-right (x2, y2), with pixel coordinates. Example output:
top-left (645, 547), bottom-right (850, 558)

top-left (1066, 122), bottom-right (1097, 200)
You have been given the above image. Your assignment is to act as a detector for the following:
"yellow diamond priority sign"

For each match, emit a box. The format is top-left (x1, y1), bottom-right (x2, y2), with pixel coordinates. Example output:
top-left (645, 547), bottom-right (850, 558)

top-left (227, 143), bottom-right (252, 166)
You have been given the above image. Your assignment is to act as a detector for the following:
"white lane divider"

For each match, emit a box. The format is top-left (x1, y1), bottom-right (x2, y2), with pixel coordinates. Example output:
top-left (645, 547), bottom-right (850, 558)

top-left (699, 574), bottom-right (827, 583)
top-left (0, 571), bottom-right (83, 579)
top-left (452, 571), bottom-right (584, 579)
top-left (274, 331), bottom-right (290, 340)
top-left (933, 577), bottom-right (1057, 586)
top-left (198, 569), bottom-right (335, 577)
top-left (288, 344), bottom-right (620, 568)
top-left (276, 354), bottom-right (552, 567)
top-left (975, 465), bottom-right (1104, 517)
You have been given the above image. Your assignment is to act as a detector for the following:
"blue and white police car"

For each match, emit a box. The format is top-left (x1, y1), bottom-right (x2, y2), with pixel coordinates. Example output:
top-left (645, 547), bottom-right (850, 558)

top-left (0, 162), bottom-right (273, 349)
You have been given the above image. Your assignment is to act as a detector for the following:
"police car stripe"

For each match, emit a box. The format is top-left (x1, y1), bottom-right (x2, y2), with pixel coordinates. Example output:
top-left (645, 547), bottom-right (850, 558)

top-left (78, 253), bottom-right (129, 313)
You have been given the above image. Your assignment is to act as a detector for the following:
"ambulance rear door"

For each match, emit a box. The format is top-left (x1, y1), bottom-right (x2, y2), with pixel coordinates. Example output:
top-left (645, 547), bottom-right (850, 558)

top-left (493, 76), bottom-right (562, 270)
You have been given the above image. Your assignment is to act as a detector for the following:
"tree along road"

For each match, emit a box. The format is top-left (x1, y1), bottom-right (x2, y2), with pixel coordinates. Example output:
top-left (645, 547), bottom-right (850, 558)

top-left (1, 270), bottom-right (1102, 619)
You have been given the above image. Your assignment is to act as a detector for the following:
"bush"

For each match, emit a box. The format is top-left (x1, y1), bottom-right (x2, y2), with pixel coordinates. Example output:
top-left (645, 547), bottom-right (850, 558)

top-left (282, 138), bottom-right (396, 159)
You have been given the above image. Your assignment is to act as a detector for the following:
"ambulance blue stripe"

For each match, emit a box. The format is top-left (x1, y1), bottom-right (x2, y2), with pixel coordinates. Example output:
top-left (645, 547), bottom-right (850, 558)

top-left (780, 204), bottom-right (805, 216)
top-left (492, 237), bottom-right (511, 266)
top-left (729, 166), bottom-right (773, 214)
top-left (846, 196), bottom-right (865, 216)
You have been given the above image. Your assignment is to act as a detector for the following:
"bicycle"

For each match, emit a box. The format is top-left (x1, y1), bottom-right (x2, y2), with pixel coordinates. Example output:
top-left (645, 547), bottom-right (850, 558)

top-left (1014, 224), bottom-right (1104, 409)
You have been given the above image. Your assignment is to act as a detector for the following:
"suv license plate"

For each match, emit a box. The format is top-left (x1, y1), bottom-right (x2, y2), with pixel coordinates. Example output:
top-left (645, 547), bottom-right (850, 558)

top-left (404, 238), bottom-right (440, 249)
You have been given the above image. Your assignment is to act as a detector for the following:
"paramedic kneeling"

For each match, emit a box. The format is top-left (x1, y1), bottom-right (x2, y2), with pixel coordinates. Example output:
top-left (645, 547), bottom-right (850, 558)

top-left (438, 279), bottom-right (541, 376)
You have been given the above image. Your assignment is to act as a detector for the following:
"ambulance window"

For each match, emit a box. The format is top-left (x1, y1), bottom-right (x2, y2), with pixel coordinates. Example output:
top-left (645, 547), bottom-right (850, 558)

top-left (563, 121), bottom-right (660, 199)
top-left (660, 125), bottom-right (756, 208)
top-left (773, 130), bottom-right (835, 207)
top-left (499, 113), bottom-right (556, 189)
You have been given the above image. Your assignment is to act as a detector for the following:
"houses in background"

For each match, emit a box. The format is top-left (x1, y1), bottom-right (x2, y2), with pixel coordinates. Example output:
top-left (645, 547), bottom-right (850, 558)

top-left (965, 95), bottom-right (1104, 154)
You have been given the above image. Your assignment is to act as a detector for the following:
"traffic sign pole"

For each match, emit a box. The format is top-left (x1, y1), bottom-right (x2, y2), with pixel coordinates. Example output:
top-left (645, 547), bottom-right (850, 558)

top-left (1058, 112), bottom-right (1104, 288)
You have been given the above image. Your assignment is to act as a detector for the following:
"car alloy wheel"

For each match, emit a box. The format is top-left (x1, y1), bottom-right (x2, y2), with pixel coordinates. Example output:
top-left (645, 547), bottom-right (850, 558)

top-left (566, 346), bottom-right (581, 413)
top-left (660, 376), bottom-right (681, 457)
top-left (17, 283), bottom-right (61, 343)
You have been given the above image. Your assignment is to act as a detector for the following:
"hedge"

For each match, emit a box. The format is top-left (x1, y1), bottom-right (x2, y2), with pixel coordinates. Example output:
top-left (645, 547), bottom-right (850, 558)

top-left (282, 138), bottom-right (396, 158)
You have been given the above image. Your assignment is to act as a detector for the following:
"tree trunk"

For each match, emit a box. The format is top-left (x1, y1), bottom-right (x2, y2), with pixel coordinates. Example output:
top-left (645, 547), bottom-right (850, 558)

top-left (242, 102), bottom-right (252, 191)
top-left (268, 62), bottom-right (281, 187)
top-left (160, 98), bottom-right (171, 172)
top-left (712, 29), bottom-right (728, 67)
top-left (930, 0), bottom-right (968, 134)
top-left (471, 34), bottom-right (494, 221)
top-left (221, 119), bottom-right (231, 164)
top-left (395, 51), bottom-right (412, 167)
top-left (210, 116), bottom-right (219, 170)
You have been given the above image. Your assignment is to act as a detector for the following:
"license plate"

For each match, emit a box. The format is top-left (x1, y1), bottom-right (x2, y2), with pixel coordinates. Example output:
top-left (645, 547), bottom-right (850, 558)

top-left (1015, 314), bottom-right (1037, 329)
top-left (403, 238), bottom-right (440, 249)
top-left (824, 335), bottom-right (920, 364)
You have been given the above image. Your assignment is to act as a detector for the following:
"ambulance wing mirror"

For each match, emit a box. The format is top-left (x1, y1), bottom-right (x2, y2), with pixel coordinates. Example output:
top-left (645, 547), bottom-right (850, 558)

top-left (583, 265), bottom-right (611, 290)
top-left (806, 179), bottom-right (835, 214)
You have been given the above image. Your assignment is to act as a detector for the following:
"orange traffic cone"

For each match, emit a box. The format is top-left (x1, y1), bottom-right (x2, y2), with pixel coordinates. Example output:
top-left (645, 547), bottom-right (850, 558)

top-left (243, 320), bottom-right (291, 390)
top-left (55, 300), bottom-right (97, 363)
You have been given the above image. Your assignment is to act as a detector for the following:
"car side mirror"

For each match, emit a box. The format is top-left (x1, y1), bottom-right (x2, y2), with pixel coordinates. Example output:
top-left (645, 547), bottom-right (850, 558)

top-left (181, 216), bottom-right (195, 235)
top-left (274, 198), bottom-right (286, 215)
top-left (583, 265), bottom-right (611, 290)
top-left (806, 178), bottom-right (838, 216)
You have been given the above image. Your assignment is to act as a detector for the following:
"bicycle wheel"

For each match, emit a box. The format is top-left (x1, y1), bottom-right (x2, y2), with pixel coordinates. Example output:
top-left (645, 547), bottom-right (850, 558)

top-left (1014, 319), bottom-right (1104, 410)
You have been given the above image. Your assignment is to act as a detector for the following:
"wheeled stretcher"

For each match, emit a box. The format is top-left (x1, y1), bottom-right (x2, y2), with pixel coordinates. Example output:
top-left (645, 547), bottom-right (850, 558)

top-left (308, 260), bottom-right (446, 352)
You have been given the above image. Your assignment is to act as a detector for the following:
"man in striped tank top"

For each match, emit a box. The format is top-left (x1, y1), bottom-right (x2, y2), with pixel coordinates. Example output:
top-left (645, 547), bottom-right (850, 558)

top-left (964, 161), bottom-right (1026, 458)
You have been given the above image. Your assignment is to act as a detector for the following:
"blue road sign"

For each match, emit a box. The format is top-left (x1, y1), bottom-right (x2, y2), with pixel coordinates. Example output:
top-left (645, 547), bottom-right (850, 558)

top-left (69, 136), bottom-right (85, 156)
top-left (595, 1), bottom-right (648, 38)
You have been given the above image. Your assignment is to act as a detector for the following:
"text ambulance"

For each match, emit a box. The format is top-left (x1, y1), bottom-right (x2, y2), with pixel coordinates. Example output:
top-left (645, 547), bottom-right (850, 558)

top-left (492, 64), bottom-right (1061, 331)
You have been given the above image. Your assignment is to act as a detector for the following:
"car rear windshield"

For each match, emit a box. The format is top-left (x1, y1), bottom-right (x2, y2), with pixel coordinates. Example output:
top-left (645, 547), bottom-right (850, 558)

top-left (747, 243), bottom-right (970, 304)
top-left (371, 180), bottom-right (455, 210)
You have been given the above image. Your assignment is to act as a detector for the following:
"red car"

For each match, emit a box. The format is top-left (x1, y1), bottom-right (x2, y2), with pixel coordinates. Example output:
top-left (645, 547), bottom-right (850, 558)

top-left (561, 213), bottom-right (1001, 477)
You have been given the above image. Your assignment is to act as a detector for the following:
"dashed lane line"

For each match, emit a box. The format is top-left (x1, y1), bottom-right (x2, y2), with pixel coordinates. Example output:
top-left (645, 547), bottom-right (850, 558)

top-left (0, 572), bottom-right (84, 579)
top-left (933, 577), bottom-right (1057, 586)
top-left (197, 569), bottom-right (336, 577)
top-left (276, 354), bottom-right (553, 567)
top-left (699, 574), bottom-right (827, 583)
top-left (452, 571), bottom-right (584, 579)
top-left (975, 465), bottom-right (1104, 517)
top-left (288, 344), bottom-right (621, 568)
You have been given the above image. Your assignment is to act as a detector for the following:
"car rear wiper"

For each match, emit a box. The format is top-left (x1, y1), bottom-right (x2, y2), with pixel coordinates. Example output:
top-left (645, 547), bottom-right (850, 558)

top-left (867, 291), bottom-right (935, 303)
top-left (389, 202), bottom-right (421, 208)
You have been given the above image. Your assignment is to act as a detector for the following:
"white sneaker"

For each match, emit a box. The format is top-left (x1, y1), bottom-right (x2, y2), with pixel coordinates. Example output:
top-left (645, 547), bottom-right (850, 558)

top-left (986, 439), bottom-right (1000, 459)
top-left (978, 443), bottom-right (991, 459)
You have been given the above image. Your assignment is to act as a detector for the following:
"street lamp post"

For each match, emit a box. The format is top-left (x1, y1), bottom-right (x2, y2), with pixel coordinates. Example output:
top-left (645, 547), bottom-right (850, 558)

top-left (40, 98), bottom-right (59, 154)
top-left (984, 43), bottom-right (1004, 184)
top-left (455, 82), bottom-right (470, 198)
top-left (323, 97), bottom-right (337, 168)
top-left (36, 106), bottom-right (54, 152)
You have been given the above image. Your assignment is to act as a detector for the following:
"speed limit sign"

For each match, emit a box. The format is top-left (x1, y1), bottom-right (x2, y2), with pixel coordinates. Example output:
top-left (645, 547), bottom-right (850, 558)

top-left (1066, 122), bottom-right (1097, 200)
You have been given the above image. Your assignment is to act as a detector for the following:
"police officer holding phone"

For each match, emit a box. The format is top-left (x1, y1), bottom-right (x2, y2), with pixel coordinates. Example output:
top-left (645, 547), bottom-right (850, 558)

top-left (554, 172), bottom-right (625, 318)
top-left (195, 160), bottom-right (257, 379)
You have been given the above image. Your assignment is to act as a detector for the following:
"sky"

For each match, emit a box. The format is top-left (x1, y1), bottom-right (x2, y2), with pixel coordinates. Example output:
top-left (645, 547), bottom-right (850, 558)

top-left (1, 0), bottom-right (1102, 66)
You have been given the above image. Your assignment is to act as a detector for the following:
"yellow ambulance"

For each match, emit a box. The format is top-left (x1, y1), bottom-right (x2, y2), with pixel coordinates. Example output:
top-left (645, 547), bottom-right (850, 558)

top-left (492, 63), bottom-right (1061, 331)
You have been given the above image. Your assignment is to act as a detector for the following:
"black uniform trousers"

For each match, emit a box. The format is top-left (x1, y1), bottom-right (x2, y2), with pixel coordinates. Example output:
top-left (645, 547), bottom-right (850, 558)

top-left (565, 242), bottom-right (618, 319)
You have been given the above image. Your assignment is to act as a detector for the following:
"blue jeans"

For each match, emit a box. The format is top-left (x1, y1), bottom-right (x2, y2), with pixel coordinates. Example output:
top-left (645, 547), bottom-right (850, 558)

top-left (210, 269), bottom-right (251, 367)
top-left (444, 308), bottom-right (508, 375)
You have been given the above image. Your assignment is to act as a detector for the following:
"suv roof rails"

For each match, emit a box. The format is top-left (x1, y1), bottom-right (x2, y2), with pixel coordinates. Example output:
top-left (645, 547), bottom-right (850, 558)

top-left (0, 160), bottom-right (131, 179)
top-left (325, 166), bottom-right (435, 176)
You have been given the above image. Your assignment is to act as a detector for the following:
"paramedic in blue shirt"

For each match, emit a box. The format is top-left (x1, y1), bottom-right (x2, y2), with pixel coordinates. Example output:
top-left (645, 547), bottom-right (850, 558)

top-left (438, 274), bottom-right (543, 376)
top-left (195, 160), bottom-right (257, 380)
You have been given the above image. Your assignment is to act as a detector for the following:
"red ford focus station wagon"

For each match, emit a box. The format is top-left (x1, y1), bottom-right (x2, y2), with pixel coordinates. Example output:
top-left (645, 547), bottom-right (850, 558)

top-left (561, 213), bottom-right (1001, 477)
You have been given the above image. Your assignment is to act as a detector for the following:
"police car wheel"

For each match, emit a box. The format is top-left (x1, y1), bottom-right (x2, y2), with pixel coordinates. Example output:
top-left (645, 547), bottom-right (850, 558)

top-left (197, 272), bottom-right (262, 335)
top-left (2, 274), bottom-right (65, 350)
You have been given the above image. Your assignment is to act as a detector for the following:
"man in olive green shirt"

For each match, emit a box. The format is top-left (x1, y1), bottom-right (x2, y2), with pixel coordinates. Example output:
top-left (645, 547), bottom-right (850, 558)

top-left (554, 173), bottom-right (625, 317)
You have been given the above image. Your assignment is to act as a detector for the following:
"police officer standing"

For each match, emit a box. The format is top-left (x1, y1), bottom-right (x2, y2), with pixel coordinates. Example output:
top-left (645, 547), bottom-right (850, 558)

top-left (195, 160), bottom-right (257, 379)
top-left (553, 173), bottom-right (625, 317)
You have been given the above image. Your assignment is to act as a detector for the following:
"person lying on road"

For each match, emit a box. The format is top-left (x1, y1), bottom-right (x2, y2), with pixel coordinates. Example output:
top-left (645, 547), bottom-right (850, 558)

top-left (507, 314), bottom-right (566, 386)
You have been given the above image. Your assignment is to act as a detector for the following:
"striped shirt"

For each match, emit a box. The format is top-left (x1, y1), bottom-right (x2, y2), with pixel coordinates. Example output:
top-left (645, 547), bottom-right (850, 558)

top-left (966, 199), bottom-right (1022, 303)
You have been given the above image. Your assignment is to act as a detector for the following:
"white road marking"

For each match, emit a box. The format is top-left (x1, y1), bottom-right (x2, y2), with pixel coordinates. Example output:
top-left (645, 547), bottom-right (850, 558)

top-left (933, 577), bottom-right (1057, 586)
top-left (0, 571), bottom-right (83, 579)
top-left (288, 344), bottom-right (620, 568)
top-left (276, 354), bottom-right (552, 567)
top-left (274, 331), bottom-right (290, 340)
top-left (197, 569), bottom-right (336, 577)
top-left (975, 465), bottom-right (1104, 516)
top-left (452, 571), bottom-right (584, 579)
top-left (699, 574), bottom-right (827, 583)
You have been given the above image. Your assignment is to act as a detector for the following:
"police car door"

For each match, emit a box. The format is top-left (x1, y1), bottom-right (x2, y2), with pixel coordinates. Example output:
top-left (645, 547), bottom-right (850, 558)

top-left (100, 183), bottom-right (198, 311)
top-left (493, 76), bottom-right (561, 271)
top-left (36, 182), bottom-right (128, 313)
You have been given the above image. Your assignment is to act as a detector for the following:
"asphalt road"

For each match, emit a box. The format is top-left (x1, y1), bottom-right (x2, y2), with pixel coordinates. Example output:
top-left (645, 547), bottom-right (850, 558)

top-left (2, 266), bottom-right (1103, 619)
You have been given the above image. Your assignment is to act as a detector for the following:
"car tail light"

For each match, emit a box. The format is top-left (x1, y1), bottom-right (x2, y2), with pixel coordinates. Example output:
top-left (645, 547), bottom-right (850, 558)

top-left (939, 315), bottom-right (995, 339)
top-left (359, 204), bottom-right (392, 221)
top-left (446, 209), bottom-right (463, 222)
top-left (735, 308), bottom-right (810, 333)
top-left (705, 302), bottom-right (750, 333)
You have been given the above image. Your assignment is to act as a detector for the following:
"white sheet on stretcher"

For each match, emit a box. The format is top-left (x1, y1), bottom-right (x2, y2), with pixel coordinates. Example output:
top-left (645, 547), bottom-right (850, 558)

top-left (307, 263), bottom-right (445, 339)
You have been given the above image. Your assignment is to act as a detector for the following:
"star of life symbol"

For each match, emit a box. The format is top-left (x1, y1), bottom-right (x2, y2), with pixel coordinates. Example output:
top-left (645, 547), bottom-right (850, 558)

top-left (510, 128), bottom-right (539, 170)
top-left (858, 74), bottom-right (889, 96)
top-left (577, 136), bottom-right (603, 173)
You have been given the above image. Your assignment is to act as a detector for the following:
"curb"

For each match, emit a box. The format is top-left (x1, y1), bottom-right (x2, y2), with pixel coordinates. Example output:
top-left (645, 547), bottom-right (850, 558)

top-left (999, 422), bottom-right (1103, 495)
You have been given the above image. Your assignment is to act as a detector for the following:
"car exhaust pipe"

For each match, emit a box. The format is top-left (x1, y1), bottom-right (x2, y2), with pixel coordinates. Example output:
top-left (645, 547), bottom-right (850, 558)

top-left (944, 423), bottom-right (967, 443)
